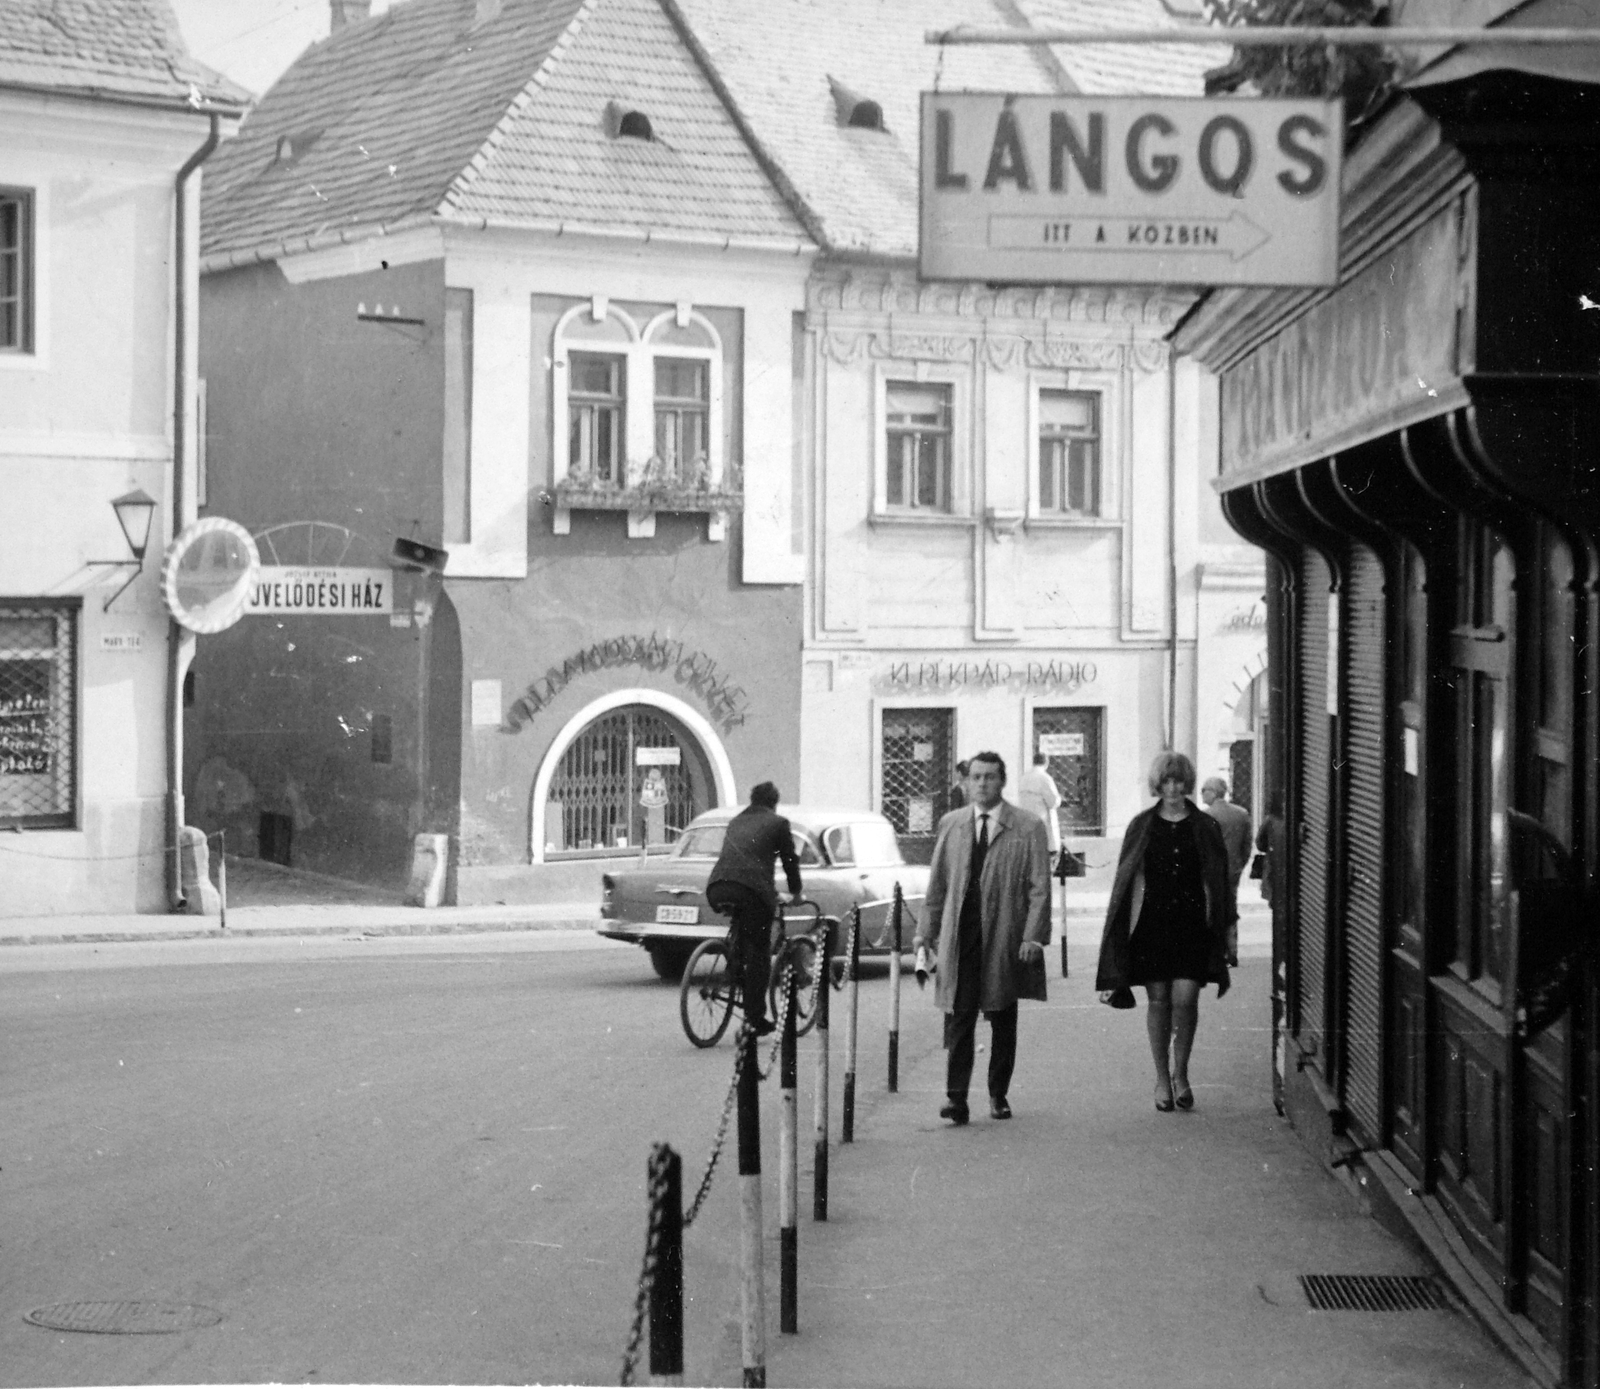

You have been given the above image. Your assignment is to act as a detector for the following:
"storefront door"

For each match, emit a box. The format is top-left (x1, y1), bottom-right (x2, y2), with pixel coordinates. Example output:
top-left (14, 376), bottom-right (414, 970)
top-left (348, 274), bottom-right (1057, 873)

top-left (880, 708), bottom-right (956, 861)
top-left (1032, 706), bottom-right (1103, 837)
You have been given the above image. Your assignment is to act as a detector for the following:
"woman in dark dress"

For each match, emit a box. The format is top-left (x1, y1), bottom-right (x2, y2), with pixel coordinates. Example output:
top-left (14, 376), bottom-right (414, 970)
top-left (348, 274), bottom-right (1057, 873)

top-left (1096, 751), bottom-right (1234, 1112)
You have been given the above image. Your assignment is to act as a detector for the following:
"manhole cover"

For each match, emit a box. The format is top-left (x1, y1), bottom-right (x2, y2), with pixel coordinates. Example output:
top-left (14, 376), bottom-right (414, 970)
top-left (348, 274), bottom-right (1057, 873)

top-left (1300, 1274), bottom-right (1449, 1311)
top-left (23, 1301), bottom-right (224, 1334)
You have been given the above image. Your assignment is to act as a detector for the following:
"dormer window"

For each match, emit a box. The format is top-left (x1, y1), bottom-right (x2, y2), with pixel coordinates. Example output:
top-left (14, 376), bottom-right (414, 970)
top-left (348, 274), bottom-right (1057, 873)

top-left (847, 99), bottom-right (884, 130)
top-left (604, 101), bottom-right (653, 141)
top-left (272, 129), bottom-right (321, 166)
top-left (828, 77), bottom-right (885, 132)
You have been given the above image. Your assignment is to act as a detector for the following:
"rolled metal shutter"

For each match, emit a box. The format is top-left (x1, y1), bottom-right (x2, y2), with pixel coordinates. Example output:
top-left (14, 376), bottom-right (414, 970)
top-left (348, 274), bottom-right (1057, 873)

top-left (1342, 543), bottom-right (1386, 1143)
top-left (1297, 551), bottom-right (1331, 1048)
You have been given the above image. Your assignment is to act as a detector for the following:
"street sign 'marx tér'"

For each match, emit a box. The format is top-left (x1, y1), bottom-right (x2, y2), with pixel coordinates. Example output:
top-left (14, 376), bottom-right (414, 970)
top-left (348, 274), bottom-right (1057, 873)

top-left (920, 93), bottom-right (1342, 287)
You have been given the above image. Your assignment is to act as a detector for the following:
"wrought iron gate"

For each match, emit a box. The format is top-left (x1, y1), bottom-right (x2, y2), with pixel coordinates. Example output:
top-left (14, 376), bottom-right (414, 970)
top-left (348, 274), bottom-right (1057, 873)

top-left (1032, 706), bottom-right (1103, 836)
top-left (547, 706), bottom-right (705, 853)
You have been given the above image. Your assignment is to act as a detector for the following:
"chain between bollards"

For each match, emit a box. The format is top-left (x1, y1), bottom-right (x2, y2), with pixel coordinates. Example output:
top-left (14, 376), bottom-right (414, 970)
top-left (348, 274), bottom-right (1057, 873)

top-left (620, 1144), bottom-right (675, 1386)
top-left (887, 883), bottom-right (903, 1093)
top-left (778, 964), bottom-right (799, 1336)
top-left (842, 906), bottom-right (860, 1142)
top-left (813, 917), bottom-right (832, 1222)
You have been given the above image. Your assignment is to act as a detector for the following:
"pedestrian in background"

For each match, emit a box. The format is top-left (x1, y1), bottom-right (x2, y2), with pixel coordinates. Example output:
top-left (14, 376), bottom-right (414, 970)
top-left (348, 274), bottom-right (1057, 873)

top-left (1201, 775), bottom-right (1252, 966)
top-left (947, 759), bottom-right (970, 813)
top-left (915, 752), bottom-right (1052, 1125)
top-left (1017, 752), bottom-right (1063, 856)
top-left (1255, 793), bottom-right (1286, 909)
top-left (706, 782), bottom-right (803, 1037)
top-left (1096, 751), bottom-right (1233, 1113)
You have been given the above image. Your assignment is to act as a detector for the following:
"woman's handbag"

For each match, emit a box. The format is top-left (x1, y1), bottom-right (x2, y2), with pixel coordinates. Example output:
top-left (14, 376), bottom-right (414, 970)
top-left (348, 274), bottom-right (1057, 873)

top-left (1249, 853), bottom-right (1266, 880)
top-left (1099, 985), bottom-right (1137, 1010)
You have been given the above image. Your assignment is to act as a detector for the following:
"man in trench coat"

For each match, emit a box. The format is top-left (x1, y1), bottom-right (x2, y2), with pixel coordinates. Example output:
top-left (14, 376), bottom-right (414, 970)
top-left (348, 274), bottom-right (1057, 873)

top-left (914, 751), bottom-right (1052, 1124)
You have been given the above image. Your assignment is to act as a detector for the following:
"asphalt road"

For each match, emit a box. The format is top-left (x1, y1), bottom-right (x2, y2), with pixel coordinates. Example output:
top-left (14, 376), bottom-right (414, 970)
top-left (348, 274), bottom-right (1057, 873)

top-left (1, 931), bottom-right (895, 1387)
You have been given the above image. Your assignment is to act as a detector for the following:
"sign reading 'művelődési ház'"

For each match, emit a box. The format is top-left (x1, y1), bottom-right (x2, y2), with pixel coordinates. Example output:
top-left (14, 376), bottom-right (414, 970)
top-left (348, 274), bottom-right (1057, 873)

top-left (246, 567), bottom-right (394, 615)
top-left (920, 94), bottom-right (1342, 288)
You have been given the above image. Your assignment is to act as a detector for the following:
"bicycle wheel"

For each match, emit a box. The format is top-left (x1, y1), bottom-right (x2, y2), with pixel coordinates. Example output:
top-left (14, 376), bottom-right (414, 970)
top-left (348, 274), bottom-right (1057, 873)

top-left (770, 936), bottom-right (819, 1039)
top-left (680, 939), bottom-right (737, 1048)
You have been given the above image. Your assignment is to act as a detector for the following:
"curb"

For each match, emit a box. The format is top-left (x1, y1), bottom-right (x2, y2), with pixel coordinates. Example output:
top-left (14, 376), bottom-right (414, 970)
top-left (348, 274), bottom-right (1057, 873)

top-left (0, 916), bottom-right (603, 947)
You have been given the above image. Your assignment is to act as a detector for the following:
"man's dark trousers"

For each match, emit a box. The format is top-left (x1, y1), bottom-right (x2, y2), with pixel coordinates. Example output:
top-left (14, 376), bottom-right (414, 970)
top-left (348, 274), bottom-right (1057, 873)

top-left (944, 831), bottom-right (1017, 1103)
top-left (706, 882), bottom-right (772, 1028)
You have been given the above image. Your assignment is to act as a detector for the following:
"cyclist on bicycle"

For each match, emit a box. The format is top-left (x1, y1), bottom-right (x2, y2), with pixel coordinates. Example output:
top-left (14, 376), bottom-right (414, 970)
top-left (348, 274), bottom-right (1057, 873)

top-left (706, 782), bottom-right (803, 1036)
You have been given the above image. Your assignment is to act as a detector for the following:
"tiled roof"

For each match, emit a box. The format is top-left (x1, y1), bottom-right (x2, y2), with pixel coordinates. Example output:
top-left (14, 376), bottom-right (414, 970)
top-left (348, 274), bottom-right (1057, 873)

top-left (673, 0), bottom-right (1213, 258)
top-left (442, 0), bottom-right (806, 245)
top-left (0, 0), bottom-right (248, 109)
top-left (202, 0), bottom-right (1213, 267)
top-left (203, 0), bottom-right (588, 262)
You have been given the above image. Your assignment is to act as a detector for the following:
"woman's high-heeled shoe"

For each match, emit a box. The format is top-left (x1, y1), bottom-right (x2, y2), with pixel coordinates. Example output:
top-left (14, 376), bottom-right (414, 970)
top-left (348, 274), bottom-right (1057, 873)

top-left (1155, 1078), bottom-right (1175, 1113)
top-left (1174, 1081), bottom-right (1195, 1111)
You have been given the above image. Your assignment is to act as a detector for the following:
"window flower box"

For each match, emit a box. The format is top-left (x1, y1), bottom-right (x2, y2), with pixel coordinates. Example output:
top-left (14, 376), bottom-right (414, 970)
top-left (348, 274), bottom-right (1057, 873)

top-left (549, 461), bottom-right (743, 540)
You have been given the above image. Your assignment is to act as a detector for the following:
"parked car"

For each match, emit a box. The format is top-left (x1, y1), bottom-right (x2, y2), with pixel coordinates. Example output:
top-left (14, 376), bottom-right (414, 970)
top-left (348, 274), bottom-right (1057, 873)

top-left (598, 805), bottom-right (929, 979)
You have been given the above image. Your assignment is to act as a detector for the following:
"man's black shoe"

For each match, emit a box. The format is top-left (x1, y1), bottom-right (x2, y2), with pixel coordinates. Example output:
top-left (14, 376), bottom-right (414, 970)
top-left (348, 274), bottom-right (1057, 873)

top-left (989, 1097), bottom-right (1012, 1120)
top-left (939, 1100), bottom-right (969, 1126)
top-left (749, 1017), bottom-right (776, 1037)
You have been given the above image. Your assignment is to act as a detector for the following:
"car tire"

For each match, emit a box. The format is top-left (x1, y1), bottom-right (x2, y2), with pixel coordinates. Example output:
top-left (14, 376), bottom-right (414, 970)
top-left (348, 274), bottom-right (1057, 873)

top-left (648, 943), bottom-right (691, 982)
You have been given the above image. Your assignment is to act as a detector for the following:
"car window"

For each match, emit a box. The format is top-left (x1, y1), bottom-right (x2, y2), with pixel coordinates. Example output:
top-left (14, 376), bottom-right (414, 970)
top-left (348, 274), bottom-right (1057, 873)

top-left (823, 826), bottom-right (854, 867)
top-left (846, 821), bottom-right (903, 866)
top-left (792, 832), bottom-right (823, 867)
top-left (675, 825), bottom-right (726, 858)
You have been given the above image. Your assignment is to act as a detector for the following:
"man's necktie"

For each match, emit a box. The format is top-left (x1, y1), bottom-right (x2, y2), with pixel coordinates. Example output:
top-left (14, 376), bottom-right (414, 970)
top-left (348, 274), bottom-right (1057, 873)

top-left (973, 813), bottom-right (990, 877)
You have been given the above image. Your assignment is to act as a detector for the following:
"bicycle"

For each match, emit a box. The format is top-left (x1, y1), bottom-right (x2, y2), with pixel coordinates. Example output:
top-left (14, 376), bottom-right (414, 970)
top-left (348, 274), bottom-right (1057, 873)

top-left (679, 899), bottom-right (825, 1048)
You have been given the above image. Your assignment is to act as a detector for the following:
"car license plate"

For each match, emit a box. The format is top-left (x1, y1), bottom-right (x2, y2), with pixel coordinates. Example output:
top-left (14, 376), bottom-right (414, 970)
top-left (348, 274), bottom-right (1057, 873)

top-left (655, 904), bottom-right (700, 924)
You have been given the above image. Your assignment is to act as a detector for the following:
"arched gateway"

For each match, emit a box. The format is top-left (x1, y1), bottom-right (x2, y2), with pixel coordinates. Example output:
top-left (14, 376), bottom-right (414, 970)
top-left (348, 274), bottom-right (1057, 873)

top-left (530, 689), bottom-right (737, 863)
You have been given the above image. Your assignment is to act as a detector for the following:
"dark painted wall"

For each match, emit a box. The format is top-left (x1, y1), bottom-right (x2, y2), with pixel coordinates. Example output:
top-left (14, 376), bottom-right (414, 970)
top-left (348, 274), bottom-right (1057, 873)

top-left (188, 267), bottom-right (801, 892)
top-left (188, 259), bottom-right (446, 886)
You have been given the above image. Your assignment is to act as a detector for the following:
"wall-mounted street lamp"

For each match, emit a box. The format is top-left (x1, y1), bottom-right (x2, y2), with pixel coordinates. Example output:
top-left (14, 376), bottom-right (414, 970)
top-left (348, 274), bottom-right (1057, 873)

top-left (89, 488), bottom-right (159, 612)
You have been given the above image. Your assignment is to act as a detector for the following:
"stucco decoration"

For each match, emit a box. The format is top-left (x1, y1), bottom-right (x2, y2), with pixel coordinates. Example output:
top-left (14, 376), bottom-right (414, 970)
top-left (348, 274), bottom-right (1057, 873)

top-left (810, 271), bottom-right (1192, 327)
top-left (528, 688), bottom-right (737, 864)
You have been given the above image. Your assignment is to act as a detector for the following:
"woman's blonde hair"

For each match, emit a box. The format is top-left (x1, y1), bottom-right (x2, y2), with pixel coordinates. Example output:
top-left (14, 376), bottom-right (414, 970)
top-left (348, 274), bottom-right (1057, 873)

top-left (1147, 749), bottom-right (1196, 796)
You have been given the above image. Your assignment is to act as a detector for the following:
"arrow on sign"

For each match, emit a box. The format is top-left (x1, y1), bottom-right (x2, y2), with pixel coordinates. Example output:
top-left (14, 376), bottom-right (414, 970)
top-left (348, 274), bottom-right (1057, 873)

top-left (987, 210), bottom-right (1272, 261)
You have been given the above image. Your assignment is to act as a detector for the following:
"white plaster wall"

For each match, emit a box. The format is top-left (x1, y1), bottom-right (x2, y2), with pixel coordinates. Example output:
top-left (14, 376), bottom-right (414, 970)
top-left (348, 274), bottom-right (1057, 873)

top-left (0, 96), bottom-right (213, 915)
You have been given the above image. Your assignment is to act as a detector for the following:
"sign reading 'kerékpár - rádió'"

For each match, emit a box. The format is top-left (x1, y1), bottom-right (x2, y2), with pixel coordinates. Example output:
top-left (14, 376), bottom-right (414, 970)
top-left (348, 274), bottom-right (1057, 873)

top-left (246, 567), bottom-right (394, 615)
top-left (920, 94), bottom-right (1342, 288)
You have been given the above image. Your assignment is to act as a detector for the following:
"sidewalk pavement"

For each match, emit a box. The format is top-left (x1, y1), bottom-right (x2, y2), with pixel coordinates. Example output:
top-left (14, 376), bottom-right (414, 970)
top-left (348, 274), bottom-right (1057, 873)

top-left (0, 892), bottom-right (1272, 949)
top-left (747, 954), bottom-right (1534, 1389)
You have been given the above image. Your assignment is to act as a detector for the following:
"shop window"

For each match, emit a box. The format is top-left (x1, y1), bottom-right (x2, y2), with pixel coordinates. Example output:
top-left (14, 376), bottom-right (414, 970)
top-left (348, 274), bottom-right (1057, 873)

top-left (568, 351), bottom-right (625, 484)
top-left (0, 189), bottom-right (33, 353)
top-left (880, 708), bottom-right (955, 855)
top-left (442, 288), bottom-right (473, 544)
top-left (0, 602), bottom-right (76, 828)
top-left (1032, 706), bottom-right (1104, 837)
top-left (545, 704), bottom-right (713, 856)
top-left (885, 383), bottom-right (952, 512)
top-left (1451, 516), bottom-right (1515, 992)
top-left (1038, 390), bottom-right (1100, 515)
top-left (653, 357), bottom-right (709, 484)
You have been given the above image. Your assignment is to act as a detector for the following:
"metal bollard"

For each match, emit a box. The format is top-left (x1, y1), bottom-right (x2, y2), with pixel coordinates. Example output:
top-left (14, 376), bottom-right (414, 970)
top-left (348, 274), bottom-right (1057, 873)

top-left (217, 829), bottom-right (228, 932)
top-left (736, 1026), bottom-right (766, 1386)
top-left (648, 1145), bottom-right (683, 1387)
top-left (779, 968), bottom-right (798, 1335)
top-left (843, 907), bottom-right (860, 1144)
top-left (887, 883), bottom-right (903, 1093)
top-left (813, 919), bottom-right (831, 1222)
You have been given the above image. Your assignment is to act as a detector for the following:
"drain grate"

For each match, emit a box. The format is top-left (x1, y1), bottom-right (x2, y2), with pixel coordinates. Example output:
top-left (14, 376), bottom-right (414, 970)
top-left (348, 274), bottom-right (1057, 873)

top-left (23, 1301), bottom-right (224, 1335)
top-left (1300, 1274), bottom-right (1449, 1312)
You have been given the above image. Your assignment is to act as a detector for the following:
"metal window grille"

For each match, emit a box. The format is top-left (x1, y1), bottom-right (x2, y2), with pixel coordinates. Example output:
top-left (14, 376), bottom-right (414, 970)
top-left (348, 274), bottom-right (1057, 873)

top-left (0, 189), bottom-right (33, 352)
top-left (568, 352), bottom-right (625, 484)
top-left (1039, 390), bottom-right (1099, 515)
top-left (0, 602), bottom-right (77, 828)
top-left (548, 706), bottom-right (702, 853)
top-left (654, 357), bottom-right (709, 483)
top-left (880, 709), bottom-right (954, 848)
top-left (886, 383), bottom-right (951, 511)
top-left (1032, 706), bottom-right (1103, 837)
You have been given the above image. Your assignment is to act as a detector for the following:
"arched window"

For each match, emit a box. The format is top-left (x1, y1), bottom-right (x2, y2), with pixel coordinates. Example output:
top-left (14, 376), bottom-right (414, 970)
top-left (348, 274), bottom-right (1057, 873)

top-left (847, 100), bottom-right (884, 131)
top-left (618, 110), bottom-right (653, 141)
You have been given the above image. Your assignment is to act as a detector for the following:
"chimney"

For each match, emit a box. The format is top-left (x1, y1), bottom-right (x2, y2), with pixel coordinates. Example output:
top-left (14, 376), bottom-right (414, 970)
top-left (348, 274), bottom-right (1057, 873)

top-left (330, 0), bottom-right (372, 31)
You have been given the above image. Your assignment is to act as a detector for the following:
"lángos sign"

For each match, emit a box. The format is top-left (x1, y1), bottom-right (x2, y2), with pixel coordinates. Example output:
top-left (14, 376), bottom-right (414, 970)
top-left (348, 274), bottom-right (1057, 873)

top-left (920, 93), bottom-right (1341, 287)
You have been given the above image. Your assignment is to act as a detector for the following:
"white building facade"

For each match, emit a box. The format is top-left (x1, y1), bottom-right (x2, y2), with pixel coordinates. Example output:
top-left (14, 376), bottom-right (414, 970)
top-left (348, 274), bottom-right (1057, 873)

top-left (0, 4), bottom-right (244, 914)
